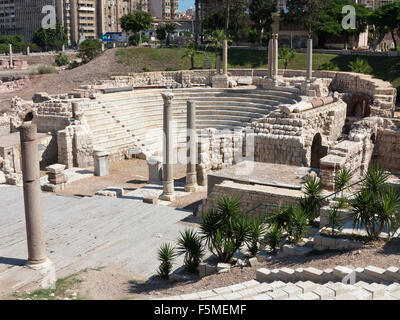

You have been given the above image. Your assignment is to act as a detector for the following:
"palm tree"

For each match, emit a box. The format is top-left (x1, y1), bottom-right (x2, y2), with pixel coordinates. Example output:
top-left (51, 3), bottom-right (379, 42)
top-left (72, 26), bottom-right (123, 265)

top-left (206, 29), bottom-right (227, 69)
top-left (165, 23), bottom-right (176, 46)
top-left (182, 41), bottom-right (197, 69)
top-left (278, 47), bottom-right (295, 69)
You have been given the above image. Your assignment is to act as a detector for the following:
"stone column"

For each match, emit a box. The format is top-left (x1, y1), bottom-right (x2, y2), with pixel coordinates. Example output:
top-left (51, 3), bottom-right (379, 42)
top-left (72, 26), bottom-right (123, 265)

top-left (20, 123), bottom-right (48, 266)
top-left (9, 44), bottom-right (13, 68)
top-left (222, 40), bottom-right (228, 76)
top-left (306, 36), bottom-right (313, 81)
top-left (160, 92), bottom-right (175, 201)
top-left (273, 34), bottom-right (279, 80)
top-left (72, 102), bottom-right (79, 119)
top-left (62, 44), bottom-right (65, 52)
top-left (267, 38), bottom-right (273, 78)
top-left (27, 46), bottom-right (30, 56)
top-left (185, 101), bottom-right (198, 192)
top-left (216, 54), bottom-right (221, 74)
top-left (113, 42), bottom-right (116, 48)
top-left (101, 43), bottom-right (105, 52)
top-left (147, 156), bottom-right (163, 183)
top-left (93, 150), bottom-right (109, 176)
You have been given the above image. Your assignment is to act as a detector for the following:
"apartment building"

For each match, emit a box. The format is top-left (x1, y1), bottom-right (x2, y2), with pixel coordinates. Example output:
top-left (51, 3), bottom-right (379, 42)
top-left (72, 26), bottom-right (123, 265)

top-left (149, 0), bottom-right (178, 20)
top-left (0, 0), bottom-right (17, 36)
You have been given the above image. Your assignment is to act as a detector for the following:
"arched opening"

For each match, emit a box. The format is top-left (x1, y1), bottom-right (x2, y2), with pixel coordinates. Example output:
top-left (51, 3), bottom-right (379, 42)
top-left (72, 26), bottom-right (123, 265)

top-left (23, 112), bottom-right (33, 122)
top-left (311, 133), bottom-right (327, 169)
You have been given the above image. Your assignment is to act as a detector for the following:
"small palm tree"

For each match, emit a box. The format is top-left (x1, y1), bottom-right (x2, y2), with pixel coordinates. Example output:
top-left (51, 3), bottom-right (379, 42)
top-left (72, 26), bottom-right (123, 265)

top-left (157, 243), bottom-right (176, 279)
top-left (266, 223), bottom-right (284, 254)
top-left (278, 47), bottom-right (295, 69)
top-left (177, 229), bottom-right (205, 273)
top-left (246, 217), bottom-right (267, 256)
top-left (328, 206), bottom-right (344, 237)
top-left (335, 168), bottom-right (353, 206)
top-left (290, 207), bottom-right (309, 244)
top-left (206, 29), bottom-right (227, 69)
top-left (301, 176), bottom-right (323, 222)
top-left (182, 41), bottom-right (197, 69)
top-left (364, 164), bottom-right (389, 194)
top-left (348, 58), bottom-right (372, 74)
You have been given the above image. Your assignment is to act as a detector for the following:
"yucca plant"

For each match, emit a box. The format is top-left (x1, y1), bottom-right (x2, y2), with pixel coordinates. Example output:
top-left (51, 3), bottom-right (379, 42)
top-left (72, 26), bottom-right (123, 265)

top-left (335, 168), bottom-right (353, 198)
top-left (266, 223), bottom-right (284, 254)
top-left (328, 206), bottom-right (344, 237)
top-left (348, 58), bottom-right (372, 74)
top-left (278, 47), bottom-right (295, 69)
top-left (200, 195), bottom-right (250, 263)
top-left (352, 165), bottom-right (400, 240)
top-left (301, 176), bottom-right (323, 222)
top-left (177, 229), bottom-right (205, 273)
top-left (157, 243), bottom-right (176, 279)
top-left (265, 205), bottom-right (293, 231)
top-left (246, 217), bottom-right (267, 256)
top-left (289, 207), bottom-right (309, 244)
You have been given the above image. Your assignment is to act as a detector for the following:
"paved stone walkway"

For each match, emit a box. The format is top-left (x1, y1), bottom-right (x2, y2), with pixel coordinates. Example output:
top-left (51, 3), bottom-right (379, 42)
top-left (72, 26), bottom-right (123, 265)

top-left (155, 279), bottom-right (400, 300)
top-left (0, 186), bottom-right (194, 296)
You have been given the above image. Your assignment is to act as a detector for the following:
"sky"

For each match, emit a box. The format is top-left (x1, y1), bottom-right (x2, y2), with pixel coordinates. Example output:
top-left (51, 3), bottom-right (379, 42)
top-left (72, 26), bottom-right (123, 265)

top-left (179, 0), bottom-right (195, 11)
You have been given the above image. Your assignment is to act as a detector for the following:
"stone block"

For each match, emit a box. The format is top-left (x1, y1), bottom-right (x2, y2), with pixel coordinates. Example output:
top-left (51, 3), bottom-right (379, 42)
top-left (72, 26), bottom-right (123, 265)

top-left (322, 268), bottom-right (335, 282)
top-left (364, 266), bottom-right (386, 282)
top-left (281, 284), bottom-right (303, 298)
top-left (295, 281), bottom-right (317, 294)
top-left (229, 283), bottom-right (246, 292)
top-left (251, 294), bottom-right (273, 300)
top-left (198, 290), bottom-right (217, 299)
top-left (222, 292), bottom-right (242, 300)
top-left (242, 280), bottom-right (260, 289)
top-left (385, 266), bottom-right (400, 281)
top-left (266, 289), bottom-right (289, 300)
top-left (313, 286), bottom-right (335, 299)
top-left (333, 266), bottom-right (353, 281)
top-left (256, 268), bottom-right (272, 282)
top-left (298, 292), bottom-right (320, 300)
top-left (303, 267), bottom-right (323, 282)
top-left (248, 257), bottom-right (259, 267)
top-left (46, 163), bottom-right (66, 174)
top-left (47, 172), bottom-right (67, 185)
top-left (253, 282), bottom-right (273, 294)
top-left (326, 282), bottom-right (350, 296)
top-left (294, 246), bottom-right (312, 256)
top-left (143, 197), bottom-right (160, 205)
top-left (181, 292), bottom-right (201, 300)
top-left (213, 286), bottom-right (232, 295)
top-left (279, 267), bottom-right (296, 282)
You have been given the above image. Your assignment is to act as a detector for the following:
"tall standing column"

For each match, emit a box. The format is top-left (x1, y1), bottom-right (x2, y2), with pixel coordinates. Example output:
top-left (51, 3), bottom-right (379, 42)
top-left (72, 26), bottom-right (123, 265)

top-left (27, 46), bottom-right (30, 56)
top-left (185, 101), bottom-right (198, 192)
top-left (268, 38), bottom-right (273, 78)
top-left (272, 34), bottom-right (279, 80)
top-left (222, 40), bottom-right (228, 76)
top-left (20, 123), bottom-right (48, 266)
top-left (160, 92), bottom-right (176, 201)
top-left (9, 44), bottom-right (13, 68)
top-left (306, 36), bottom-right (313, 81)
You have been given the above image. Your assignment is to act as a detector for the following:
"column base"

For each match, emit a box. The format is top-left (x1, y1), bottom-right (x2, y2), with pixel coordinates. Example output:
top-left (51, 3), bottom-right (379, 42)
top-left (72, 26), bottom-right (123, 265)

top-left (184, 184), bottom-right (198, 192)
top-left (159, 193), bottom-right (176, 202)
top-left (26, 257), bottom-right (53, 270)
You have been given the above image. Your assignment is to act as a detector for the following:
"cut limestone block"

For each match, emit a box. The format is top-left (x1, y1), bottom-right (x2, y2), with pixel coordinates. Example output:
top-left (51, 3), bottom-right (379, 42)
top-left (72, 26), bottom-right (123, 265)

top-left (385, 266), bottom-right (400, 282)
top-left (253, 283), bottom-right (273, 294)
top-left (296, 281), bottom-right (317, 294)
top-left (298, 292), bottom-right (320, 300)
top-left (303, 267), bottom-right (323, 282)
top-left (333, 266), bottom-right (353, 281)
top-left (313, 286), bottom-right (335, 300)
top-left (281, 284), bottom-right (303, 298)
top-left (364, 266), bottom-right (386, 282)
top-left (213, 286), bottom-right (232, 295)
top-left (256, 268), bottom-right (271, 282)
top-left (279, 267), bottom-right (296, 282)
top-left (251, 294), bottom-right (272, 300)
top-left (266, 289), bottom-right (289, 300)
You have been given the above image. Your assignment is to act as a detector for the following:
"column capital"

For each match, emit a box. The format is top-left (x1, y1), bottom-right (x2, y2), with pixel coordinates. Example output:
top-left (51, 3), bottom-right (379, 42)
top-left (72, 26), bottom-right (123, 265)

top-left (161, 92), bottom-right (174, 106)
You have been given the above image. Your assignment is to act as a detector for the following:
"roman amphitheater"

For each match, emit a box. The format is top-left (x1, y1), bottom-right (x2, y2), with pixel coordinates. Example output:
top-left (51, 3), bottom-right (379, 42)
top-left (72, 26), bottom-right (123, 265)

top-left (1, 58), bottom-right (400, 300)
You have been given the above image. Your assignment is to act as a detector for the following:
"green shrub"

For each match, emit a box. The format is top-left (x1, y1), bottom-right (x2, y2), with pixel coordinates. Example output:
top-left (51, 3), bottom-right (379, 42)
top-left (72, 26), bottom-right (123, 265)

top-left (278, 47), bottom-right (295, 69)
top-left (200, 195), bottom-right (250, 263)
top-left (157, 243), bottom-right (176, 279)
top-left (351, 164), bottom-right (400, 239)
top-left (68, 60), bottom-right (80, 69)
top-left (289, 207), bottom-right (309, 244)
top-left (328, 206), bottom-right (344, 236)
top-left (318, 61), bottom-right (339, 71)
top-left (165, 67), bottom-right (176, 71)
top-left (300, 176), bottom-right (323, 222)
top-left (177, 229), bottom-right (205, 273)
top-left (266, 223), bottom-right (284, 253)
top-left (55, 52), bottom-right (70, 66)
top-left (348, 58), bottom-right (372, 74)
top-left (335, 168), bottom-right (353, 198)
top-left (78, 39), bottom-right (102, 64)
top-left (142, 66), bottom-right (151, 72)
top-left (37, 65), bottom-right (58, 74)
top-left (246, 217), bottom-right (267, 256)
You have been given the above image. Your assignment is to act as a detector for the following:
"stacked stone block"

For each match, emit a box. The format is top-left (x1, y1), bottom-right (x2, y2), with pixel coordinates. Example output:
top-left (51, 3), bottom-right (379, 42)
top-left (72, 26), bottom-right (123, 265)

top-left (43, 164), bottom-right (68, 192)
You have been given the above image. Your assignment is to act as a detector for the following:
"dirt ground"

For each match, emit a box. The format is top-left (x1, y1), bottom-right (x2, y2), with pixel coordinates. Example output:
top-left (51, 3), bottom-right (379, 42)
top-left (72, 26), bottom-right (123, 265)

top-left (7, 238), bottom-right (400, 300)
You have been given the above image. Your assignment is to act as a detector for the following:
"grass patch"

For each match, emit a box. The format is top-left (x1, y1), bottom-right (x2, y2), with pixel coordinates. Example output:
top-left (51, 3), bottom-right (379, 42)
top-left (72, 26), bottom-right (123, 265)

top-left (13, 273), bottom-right (84, 300)
top-left (37, 65), bottom-right (59, 75)
top-left (114, 47), bottom-right (400, 99)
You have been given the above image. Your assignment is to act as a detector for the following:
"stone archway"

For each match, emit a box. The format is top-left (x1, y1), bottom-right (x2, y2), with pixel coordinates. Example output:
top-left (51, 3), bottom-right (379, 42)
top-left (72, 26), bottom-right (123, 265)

top-left (310, 133), bottom-right (327, 169)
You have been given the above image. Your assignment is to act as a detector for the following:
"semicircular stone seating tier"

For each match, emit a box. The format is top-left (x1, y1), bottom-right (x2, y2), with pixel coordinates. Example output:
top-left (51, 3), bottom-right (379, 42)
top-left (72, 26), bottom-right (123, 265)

top-left (82, 87), bottom-right (302, 160)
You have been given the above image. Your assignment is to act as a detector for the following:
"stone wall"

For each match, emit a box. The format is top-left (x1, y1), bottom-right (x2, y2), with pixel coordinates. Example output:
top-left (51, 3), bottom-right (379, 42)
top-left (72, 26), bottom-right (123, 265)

top-left (252, 100), bottom-right (347, 167)
top-left (33, 100), bottom-right (73, 133)
top-left (374, 118), bottom-right (400, 173)
top-left (320, 117), bottom-right (379, 191)
top-left (200, 180), bottom-right (303, 218)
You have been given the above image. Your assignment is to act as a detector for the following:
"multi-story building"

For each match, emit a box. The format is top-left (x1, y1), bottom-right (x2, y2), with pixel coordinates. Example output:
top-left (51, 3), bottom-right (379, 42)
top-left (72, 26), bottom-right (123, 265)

top-left (0, 0), bottom-right (17, 36)
top-left (149, 0), bottom-right (178, 20)
top-left (97, 0), bottom-right (131, 38)
top-left (356, 0), bottom-right (398, 9)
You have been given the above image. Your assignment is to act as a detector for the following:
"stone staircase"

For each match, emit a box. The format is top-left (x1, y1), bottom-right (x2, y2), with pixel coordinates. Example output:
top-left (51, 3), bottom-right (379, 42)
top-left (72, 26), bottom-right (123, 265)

top-left (82, 87), bottom-right (302, 160)
top-left (155, 279), bottom-right (400, 300)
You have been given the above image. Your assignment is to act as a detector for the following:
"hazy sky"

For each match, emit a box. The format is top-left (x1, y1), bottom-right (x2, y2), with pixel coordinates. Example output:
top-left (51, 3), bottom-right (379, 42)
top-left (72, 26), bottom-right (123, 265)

top-left (180, 0), bottom-right (195, 11)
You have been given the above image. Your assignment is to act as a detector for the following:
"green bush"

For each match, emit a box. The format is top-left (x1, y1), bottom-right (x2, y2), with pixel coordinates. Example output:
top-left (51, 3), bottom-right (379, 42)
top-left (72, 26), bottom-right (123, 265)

top-left (300, 176), bottom-right (323, 222)
top-left (289, 207), bottom-right (309, 244)
top-left (266, 223), bottom-right (284, 253)
top-left (37, 65), bottom-right (58, 74)
top-left (68, 60), bottom-right (80, 69)
top-left (351, 164), bottom-right (400, 239)
top-left (246, 217), bottom-right (267, 256)
top-left (157, 243), bottom-right (176, 279)
top-left (327, 206), bottom-right (344, 237)
top-left (200, 195), bottom-right (250, 263)
top-left (318, 61), bottom-right (339, 71)
top-left (348, 58), bottom-right (372, 74)
top-left (78, 39), bottom-right (102, 64)
top-left (142, 66), bottom-right (151, 72)
top-left (55, 52), bottom-right (70, 66)
top-left (177, 229), bottom-right (205, 273)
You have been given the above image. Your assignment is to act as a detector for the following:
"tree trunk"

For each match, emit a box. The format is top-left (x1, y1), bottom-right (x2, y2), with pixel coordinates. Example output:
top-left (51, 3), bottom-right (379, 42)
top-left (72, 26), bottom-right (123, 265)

top-left (191, 56), bottom-right (195, 69)
top-left (195, 0), bottom-right (200, 44)
top-left (225, 0), bottom-right (230, 32)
